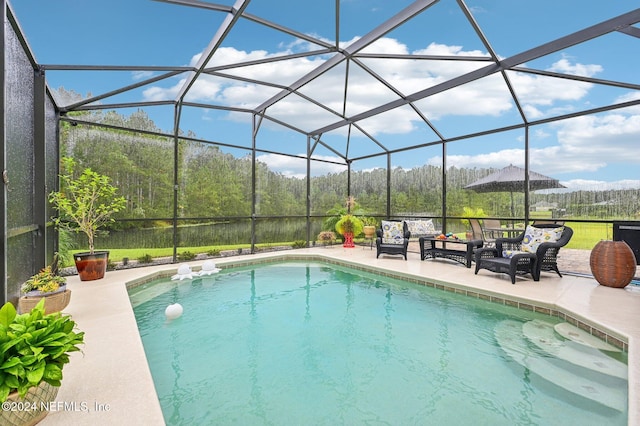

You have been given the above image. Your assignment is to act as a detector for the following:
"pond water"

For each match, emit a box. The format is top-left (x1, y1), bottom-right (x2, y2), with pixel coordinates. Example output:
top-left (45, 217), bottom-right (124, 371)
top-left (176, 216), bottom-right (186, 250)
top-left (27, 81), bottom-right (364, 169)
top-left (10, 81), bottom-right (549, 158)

top-left (130, 261), bottom-right (628, 425)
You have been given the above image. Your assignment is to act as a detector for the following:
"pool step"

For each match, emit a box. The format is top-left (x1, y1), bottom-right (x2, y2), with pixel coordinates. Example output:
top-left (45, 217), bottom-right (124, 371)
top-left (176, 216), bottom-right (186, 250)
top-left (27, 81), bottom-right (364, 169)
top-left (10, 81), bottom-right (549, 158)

top-left (522, 319), bottom-right (627, 380)
top-left (494, 320), bottom-right (627, 412)
top-left (554, 322), bottom-right (621, 352)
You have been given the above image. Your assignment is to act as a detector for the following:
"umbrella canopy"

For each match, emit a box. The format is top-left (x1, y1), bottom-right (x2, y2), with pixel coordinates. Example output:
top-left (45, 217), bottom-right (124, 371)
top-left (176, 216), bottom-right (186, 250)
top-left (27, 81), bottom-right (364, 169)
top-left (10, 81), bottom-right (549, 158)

top-left (464, 165), bottom-right (565, 216)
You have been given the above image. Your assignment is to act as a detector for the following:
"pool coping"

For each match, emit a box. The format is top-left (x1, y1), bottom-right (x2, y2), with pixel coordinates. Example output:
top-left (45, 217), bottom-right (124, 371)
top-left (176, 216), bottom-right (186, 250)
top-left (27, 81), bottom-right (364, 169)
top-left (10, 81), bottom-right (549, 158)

top-left (40, 248), bottom-right (639, 425)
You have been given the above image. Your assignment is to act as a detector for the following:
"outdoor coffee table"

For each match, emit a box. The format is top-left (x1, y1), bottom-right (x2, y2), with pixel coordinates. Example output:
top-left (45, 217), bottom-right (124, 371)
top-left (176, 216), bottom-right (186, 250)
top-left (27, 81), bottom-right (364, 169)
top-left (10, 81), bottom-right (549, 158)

top-left (419, 237), bottom-right (483, 268)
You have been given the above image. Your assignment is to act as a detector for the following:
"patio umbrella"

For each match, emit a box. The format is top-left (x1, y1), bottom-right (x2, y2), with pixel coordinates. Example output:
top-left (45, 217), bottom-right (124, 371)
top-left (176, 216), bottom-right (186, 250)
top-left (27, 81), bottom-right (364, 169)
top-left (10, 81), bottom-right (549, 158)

top-left (464, 164), bottom-right (565, 216)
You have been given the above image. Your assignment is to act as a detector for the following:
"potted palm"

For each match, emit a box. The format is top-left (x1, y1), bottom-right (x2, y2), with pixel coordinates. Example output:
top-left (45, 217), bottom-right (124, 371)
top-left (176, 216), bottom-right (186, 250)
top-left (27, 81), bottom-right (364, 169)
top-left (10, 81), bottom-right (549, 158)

top-left (19, 257), bottom-right (71, 314)
top-left (334, 196), bottom-right (364, 248)
top-left (0, 299), bottom-right (84, 425)
top-left (49, 157), bottom-right (127, 281)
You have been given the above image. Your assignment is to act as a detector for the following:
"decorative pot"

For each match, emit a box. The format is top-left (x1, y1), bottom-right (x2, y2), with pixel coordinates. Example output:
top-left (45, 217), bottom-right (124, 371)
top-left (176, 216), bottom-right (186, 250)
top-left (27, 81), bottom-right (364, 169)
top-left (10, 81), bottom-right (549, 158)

top-left (74, 251), bottom-right (109, 281)
top-left (19, 289), bottom-right (72, 315)
top-left (0, 381), bottom-right (59, 426)
top-left (589, 240), bottom-right (636, 288)
top-left (363, 226), bottom-right (376, 239)
top-left (343, 232), bottom-right (355, 248)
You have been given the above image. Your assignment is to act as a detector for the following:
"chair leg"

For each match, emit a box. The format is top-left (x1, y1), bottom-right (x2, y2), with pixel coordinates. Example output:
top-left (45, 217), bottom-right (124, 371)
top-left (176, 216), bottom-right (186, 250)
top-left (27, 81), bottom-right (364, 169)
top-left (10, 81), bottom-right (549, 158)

top-left (532, 260), bottom-right (541, 281)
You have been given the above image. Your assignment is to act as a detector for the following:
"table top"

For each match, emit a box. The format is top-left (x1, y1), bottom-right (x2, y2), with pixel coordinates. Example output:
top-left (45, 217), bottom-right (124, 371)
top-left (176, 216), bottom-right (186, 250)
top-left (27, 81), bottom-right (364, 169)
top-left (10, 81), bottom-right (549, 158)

top-left (421, 236), bottom-right (479, 244)
top-left (484, 227), bottom-right (525, 237)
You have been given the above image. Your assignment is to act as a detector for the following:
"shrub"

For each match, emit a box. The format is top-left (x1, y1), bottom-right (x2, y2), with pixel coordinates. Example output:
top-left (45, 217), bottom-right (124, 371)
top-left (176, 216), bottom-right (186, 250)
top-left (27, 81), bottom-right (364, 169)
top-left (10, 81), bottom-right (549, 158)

top-left (292, 240), bottom-right (307, 249)
top-left (177, 251), bottom-right (196, 261)
top-left (137, 253), bottom-right (154, 264)
top-left (207, 248), bottom-right (221, 257)
top-left (318, 231), bottom-right (336, 242)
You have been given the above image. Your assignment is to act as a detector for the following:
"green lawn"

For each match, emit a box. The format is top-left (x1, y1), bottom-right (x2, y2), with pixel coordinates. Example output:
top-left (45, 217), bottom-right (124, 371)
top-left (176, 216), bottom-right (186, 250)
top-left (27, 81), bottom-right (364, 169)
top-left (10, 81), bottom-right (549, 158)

top-left (67, 243), bottom-right (283, 266)
top-left (564, 222), bottom-right (612, 250)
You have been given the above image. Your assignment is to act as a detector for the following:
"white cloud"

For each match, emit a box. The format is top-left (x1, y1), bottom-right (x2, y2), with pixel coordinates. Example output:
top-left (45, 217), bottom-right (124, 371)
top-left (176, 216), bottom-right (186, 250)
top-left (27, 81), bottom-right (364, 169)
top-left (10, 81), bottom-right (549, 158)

top-left (256, 153), bottom-right (345, 179)
top-left (548, 57), bottom-right (602, 77)
top-left (560, 179), bottom-right (640, 191)
top-left (132, 70), bottom-right (155, 81)
top-left (138, 39), bottom-right (640, 187)
top-left (141, 39), bottom-right (609, 135)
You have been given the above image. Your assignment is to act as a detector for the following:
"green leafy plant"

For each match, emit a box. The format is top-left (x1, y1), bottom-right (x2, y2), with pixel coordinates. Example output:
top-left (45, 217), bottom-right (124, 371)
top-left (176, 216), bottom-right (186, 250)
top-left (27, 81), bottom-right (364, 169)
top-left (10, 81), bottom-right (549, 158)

top-left (20, 264), bottom-right (66, 294)
top-left (0, 299), bottom-right (84, 402)
top-left (137, 253), bottom-right (154, 264)
top-left (335, 214), bottom-right (364, 236)
top-left (177, 251), bottom-right (196, 261)
top-left (323, 197), bottom-right (365, 236)
top-left (361, 216), bottom-right (379, 227)
top-left (107, 258), bottom-right (117, 271)
top-left (57, 229), bottom-right (76, 267)
top-left (460, 206), bottom-right (487, 227)
top-left (292, 240), bottom-right (307, 249)
top-left (49, 157), bottom-right (127, 254)
top-left (207, 248), bottom-right (221, 257)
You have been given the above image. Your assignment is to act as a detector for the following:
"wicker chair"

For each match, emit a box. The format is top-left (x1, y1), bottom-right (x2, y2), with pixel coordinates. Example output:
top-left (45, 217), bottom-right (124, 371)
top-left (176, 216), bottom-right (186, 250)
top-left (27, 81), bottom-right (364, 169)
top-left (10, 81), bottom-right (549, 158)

top-left (474, 224), bottom-right (573, 284)
top-left (376, 221), bottom-right (411, 260)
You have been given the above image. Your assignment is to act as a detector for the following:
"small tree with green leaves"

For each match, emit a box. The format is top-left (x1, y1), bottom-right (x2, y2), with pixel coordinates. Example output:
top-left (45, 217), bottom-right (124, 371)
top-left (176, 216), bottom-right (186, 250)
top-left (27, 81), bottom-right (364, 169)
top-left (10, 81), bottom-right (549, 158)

top-left (49, 157), bottom-right (127, 254)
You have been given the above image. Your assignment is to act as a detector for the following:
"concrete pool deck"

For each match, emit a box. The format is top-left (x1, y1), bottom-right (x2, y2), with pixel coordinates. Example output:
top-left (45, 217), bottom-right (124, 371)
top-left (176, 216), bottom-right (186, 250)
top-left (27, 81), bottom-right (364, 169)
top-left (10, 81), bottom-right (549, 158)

top-left (39, 247), bottom-right (640, 425)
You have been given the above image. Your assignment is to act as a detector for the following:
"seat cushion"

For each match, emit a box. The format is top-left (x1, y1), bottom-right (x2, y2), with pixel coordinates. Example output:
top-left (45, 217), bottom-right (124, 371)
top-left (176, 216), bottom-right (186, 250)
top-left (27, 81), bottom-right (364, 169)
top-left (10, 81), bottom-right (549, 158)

top-left (521, 225), bottom-right (564, 253)
top-left (502, 249), bottom-right (530, 258)
top-left (381, 220), bottom-right (405, 244)
top-left (405, 219), bottom-right (436, 236)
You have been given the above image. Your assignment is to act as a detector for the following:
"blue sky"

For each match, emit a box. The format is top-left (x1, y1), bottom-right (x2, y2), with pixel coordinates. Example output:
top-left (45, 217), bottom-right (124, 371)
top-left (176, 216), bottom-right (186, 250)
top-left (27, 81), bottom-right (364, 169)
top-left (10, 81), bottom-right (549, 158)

top-left (10, 0), bottom-right (640, 190)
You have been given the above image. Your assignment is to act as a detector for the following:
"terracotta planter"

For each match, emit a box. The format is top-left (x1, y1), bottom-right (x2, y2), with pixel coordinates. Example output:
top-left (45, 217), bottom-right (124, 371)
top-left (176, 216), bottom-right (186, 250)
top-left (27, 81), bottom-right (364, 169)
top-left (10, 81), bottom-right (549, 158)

top-left (589, 240), bottom-right (636, 288)
top-left (75, 251), bottom-right (109, 281)
top-left (0, 381), bottom-right (58, 426)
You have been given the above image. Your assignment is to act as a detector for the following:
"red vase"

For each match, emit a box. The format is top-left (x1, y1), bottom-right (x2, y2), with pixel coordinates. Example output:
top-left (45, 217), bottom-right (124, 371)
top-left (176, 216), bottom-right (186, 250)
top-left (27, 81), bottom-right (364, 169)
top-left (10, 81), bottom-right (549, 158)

top-left (343, 232), bottom-right (355, 248)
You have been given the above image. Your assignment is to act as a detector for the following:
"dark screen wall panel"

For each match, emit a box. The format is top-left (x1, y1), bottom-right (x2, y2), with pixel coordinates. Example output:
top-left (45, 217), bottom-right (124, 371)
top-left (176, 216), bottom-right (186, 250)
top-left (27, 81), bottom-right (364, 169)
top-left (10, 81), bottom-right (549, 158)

top-left (4, 15), bottom-right (38, 305)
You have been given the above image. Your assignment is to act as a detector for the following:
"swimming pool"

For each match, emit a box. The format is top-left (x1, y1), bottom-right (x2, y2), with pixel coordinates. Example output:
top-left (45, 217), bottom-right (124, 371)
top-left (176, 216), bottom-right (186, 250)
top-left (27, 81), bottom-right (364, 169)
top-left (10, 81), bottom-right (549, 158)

top-left (130, 261), bottom-right (628, 425)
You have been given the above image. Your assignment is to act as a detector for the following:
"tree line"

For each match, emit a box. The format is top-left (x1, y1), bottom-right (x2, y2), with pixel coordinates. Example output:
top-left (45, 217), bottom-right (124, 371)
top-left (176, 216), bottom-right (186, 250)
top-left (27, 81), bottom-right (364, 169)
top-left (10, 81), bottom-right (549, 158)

top-left (58, 100), bottom-right (639, 228)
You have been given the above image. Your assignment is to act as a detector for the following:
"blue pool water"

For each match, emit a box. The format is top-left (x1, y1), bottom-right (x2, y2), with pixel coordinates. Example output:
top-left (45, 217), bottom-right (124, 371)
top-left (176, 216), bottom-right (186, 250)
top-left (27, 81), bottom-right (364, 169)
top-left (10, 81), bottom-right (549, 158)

top-left (130, 261), bottom-right (628, 425)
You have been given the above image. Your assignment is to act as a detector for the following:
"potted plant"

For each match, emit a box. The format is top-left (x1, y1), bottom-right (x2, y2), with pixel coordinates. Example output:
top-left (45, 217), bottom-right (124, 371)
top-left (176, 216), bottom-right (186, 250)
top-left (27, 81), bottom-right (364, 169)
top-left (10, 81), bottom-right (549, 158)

top-left (0, 299), bottom-right (84, 425)
top-left (49, 157), bottom-right (127, 281)
top-left (18, 258), bottom-right (71, 315)
top-left (361, 216), bottom-right (378, 239)
top-left (317, 231), bottom-right (337, 247)
top-left (335, 214), bottom-right (364, 248)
